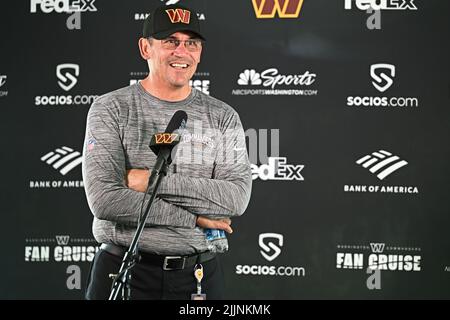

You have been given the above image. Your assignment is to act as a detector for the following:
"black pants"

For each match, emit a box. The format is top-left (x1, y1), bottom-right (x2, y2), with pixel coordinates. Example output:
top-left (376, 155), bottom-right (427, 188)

top-left (85, 248), bottom-right (224, 300)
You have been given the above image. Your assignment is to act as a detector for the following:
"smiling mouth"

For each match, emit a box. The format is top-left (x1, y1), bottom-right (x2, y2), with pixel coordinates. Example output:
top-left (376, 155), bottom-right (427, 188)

top-left (170, 63), bottom-right (189, 69)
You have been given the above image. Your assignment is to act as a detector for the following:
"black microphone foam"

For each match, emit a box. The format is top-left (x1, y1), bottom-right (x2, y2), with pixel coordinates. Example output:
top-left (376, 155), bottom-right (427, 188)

top-left (165, 110), bottom-right (188, 133)
top-left (148, 110), bottom-right (188, 161)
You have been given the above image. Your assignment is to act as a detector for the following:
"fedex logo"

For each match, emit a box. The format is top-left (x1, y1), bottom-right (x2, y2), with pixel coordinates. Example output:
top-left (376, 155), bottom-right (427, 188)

top-left (251, 157), bottom-right (304, 181)
top-left (30, 0), bottom-right (97, 13)
top-left (344, 0), bottom-right (417, 11)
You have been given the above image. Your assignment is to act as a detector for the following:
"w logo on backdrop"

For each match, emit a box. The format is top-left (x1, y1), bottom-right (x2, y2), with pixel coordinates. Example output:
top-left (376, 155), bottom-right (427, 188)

top-left (370, 243), bottom-right (385, 253)
top-left (356, 150), bottom-right (408, 180)
top-left (55, 235), bottom-right (70, 245)
top-left (41, 146), bottom-right (83, 176)
top-left (252, 0), bottom-right (305, 18)
top-left (165, 8), bottom-right (191, 24)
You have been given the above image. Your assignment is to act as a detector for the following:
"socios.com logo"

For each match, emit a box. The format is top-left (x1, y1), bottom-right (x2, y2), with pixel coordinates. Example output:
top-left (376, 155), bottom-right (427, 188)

top-left (370, 63), bottom-right (395, 93)
top-left (235, 233), bottom-right (305, 277)
top-left (346, 63), bottom-right (418, 108)
top-left (259, 233), bottom-right (283, 261)
top-left (56, 63), bottom-right (79, 92)
top-left (34, 64), bottom-right (98, 106)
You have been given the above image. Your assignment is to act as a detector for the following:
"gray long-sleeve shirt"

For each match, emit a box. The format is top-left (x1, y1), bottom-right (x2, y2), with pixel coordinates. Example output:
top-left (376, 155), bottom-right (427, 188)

top-left (82, 83), bottom-right (252, 255)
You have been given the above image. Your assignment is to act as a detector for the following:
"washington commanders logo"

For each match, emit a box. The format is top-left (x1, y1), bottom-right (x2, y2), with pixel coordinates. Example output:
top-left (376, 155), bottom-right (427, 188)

top-left (155, 133), bottom-right (178, 144)
top-left (252, 0), bottom-right (304, 18)
top-left (165, 8), bottom-right (191, 24)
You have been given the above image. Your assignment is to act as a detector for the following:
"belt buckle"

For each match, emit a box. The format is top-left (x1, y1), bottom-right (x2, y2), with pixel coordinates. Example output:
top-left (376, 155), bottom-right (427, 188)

top-left (163, 256), bottom-right (185, 270)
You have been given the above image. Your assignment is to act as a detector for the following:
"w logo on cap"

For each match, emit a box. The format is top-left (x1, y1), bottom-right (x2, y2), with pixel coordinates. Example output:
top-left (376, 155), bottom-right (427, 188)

top-left (165, 8), bottom-right (191, 24)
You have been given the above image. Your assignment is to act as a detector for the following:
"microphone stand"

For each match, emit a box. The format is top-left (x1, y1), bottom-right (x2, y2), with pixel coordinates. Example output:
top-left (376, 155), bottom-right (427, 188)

top-left (108, 148), bottom-right (172, 300)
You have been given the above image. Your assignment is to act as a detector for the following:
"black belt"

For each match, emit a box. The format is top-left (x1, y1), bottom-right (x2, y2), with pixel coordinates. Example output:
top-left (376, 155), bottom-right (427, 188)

top-left (100, 243), bottom-right (216, 271)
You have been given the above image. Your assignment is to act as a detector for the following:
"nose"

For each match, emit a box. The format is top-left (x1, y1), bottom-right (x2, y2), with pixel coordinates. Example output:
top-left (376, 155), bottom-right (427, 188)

top-left (172, 41), bottom-right (189, 55)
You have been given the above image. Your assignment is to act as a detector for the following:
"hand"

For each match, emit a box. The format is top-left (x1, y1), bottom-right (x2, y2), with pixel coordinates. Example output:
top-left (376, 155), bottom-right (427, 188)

top-left (125, 169), bottom-right (150, 192)
top-left (196, 216), bottom-right (233, 234)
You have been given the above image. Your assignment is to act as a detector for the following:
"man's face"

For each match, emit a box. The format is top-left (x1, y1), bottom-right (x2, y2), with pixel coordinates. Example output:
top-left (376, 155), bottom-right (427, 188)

top-left (148, 31), bottom-right (202, 89)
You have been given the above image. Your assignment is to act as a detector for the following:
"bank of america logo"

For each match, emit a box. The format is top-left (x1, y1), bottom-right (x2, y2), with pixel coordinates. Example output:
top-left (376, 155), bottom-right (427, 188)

top-left (356, 150), bottom-right (408, 180)
top-left (41, 146), bottom-right (82, 176)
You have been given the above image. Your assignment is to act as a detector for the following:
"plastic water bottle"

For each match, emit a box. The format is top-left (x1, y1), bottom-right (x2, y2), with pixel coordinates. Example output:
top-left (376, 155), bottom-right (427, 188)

top-left (204, 229), bottom-right (229, 253)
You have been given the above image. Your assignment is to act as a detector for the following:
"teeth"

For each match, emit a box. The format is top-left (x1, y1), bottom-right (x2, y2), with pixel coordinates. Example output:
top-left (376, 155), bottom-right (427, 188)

top-left (171, 63), bottom-right (188, 68)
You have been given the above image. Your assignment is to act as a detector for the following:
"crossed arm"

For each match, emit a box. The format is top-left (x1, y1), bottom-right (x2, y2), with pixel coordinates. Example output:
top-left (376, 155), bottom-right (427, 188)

top-left (126, 169), bottom-right (233, 233)
top-left (83, 101), bottom-right (251, 234)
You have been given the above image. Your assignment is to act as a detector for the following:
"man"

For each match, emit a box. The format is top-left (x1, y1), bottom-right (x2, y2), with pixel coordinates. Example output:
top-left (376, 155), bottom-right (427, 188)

top-left (82, 4), bottom-right (252, 300)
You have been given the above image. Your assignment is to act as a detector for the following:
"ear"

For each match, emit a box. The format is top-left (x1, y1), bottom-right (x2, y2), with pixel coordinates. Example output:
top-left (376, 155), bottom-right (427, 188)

top-left (197, 47), bottom-right (202, 64)
top-left (138, 38), bottom-right (152, 60)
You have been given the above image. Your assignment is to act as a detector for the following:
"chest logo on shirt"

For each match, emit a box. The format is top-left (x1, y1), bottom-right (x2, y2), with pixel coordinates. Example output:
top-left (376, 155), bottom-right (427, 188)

top-left (181, 133), bottom-right (215, 149)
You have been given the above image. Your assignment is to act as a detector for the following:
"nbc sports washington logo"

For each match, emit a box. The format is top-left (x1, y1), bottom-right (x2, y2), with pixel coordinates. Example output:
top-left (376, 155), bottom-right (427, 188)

top-left (232, 68), bottom-right (318, 96)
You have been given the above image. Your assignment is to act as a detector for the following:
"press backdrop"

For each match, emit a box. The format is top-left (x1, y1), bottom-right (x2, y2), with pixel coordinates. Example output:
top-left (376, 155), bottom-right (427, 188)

top-left (1, 0), bottom-right (449, 299)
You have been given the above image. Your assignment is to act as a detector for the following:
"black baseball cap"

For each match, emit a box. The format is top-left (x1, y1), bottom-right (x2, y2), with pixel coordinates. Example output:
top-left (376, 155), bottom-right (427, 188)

top-left (143, 4), bottom-right (205, 40)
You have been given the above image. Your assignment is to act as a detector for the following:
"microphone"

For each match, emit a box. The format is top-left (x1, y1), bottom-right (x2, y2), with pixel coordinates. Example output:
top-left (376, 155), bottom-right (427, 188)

top-left (164, 110), bottom-right (188, 134)
top-left (149, 110), bottom-right (187, 164)
top-left (109, 111), bottom-right (188, 300)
